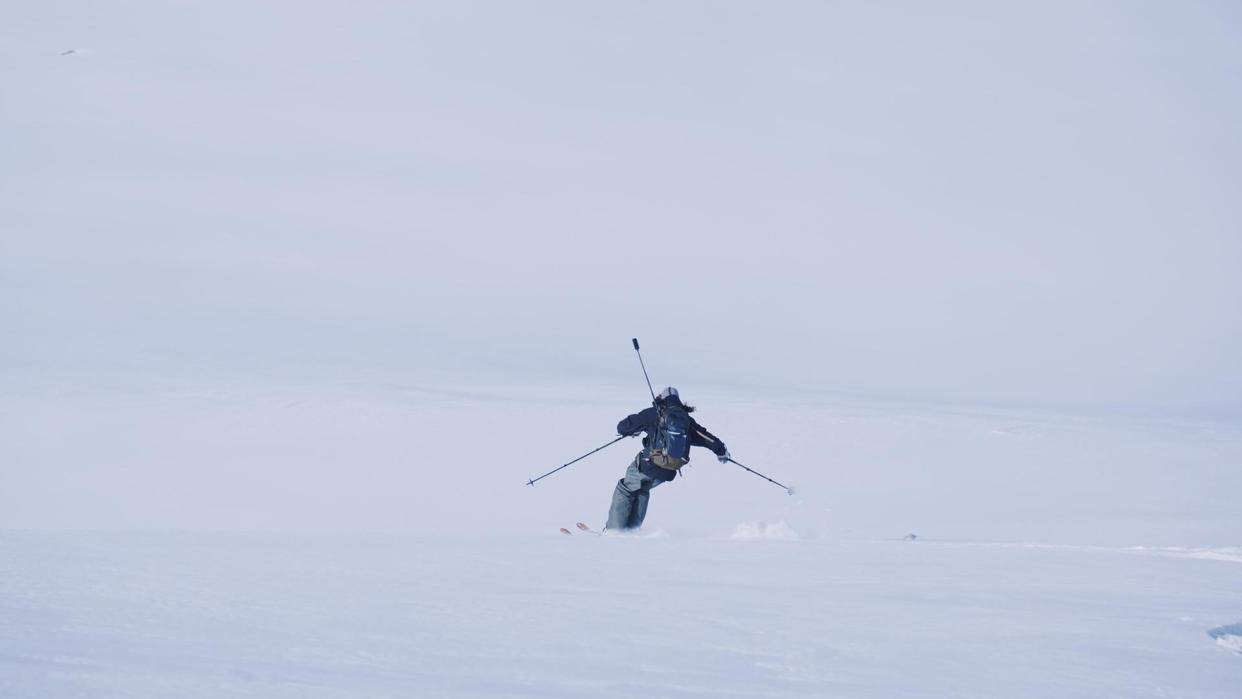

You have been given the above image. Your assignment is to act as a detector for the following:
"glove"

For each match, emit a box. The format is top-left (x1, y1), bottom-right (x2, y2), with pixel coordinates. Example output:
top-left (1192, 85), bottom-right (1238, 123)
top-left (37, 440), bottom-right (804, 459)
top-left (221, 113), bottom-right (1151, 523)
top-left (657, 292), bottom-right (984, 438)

top-left (717, 450), bottom-right (730, 464)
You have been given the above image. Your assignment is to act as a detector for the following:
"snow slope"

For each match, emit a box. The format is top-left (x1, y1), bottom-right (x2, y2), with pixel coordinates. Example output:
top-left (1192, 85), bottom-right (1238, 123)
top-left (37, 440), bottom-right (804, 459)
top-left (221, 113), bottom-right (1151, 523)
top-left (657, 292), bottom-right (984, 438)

top-left (5, 377), bottom-right (1239, 546)
top-left (4, 1), bottom-right (1242, 695)
top-left (2, 529), bottom-right (1240, 698)
top-left (2, 380), bottom-right (1241, 697)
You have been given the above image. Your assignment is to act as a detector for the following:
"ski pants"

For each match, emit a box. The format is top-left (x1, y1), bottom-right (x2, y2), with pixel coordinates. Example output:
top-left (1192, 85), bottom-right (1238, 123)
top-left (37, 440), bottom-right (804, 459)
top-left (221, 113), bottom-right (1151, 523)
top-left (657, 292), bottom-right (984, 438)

top-left (606, 456), bottom-right (666, 531)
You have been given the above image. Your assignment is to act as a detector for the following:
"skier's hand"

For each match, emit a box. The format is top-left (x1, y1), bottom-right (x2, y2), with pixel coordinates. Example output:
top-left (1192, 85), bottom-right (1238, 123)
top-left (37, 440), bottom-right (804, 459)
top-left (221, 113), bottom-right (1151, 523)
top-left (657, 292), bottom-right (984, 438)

top-left (717, 450), bottom-right (731, 464)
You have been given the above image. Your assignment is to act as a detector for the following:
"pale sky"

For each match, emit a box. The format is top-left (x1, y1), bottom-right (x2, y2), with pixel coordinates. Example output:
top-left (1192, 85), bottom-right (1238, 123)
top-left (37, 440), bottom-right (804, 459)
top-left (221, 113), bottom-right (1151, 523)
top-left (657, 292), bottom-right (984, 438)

top-left (4, 1), bottom-right (1241, 416)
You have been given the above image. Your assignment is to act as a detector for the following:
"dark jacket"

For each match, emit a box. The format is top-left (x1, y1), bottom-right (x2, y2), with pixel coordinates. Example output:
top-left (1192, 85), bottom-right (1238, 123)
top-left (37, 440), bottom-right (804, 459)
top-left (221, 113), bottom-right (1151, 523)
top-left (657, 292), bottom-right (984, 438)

top-left (616, 400), bottom-right (727, 482)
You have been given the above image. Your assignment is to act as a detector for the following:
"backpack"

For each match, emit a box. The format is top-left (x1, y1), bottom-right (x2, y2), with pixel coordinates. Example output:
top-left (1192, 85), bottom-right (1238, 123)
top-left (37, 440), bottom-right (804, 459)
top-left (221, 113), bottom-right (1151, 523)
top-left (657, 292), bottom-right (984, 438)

top-left (648, 403), bottom-right (692, 471)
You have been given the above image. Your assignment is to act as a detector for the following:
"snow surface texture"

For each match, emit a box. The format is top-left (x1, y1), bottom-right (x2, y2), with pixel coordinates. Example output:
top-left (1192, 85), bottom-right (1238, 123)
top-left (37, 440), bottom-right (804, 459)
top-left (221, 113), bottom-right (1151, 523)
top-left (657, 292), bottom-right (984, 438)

top-left (731, 520), bottom-right (801, 541)
top-left (3, 381), bottom-right (1242, 697)
top-left (2, 531), bottom-right (1241, 699)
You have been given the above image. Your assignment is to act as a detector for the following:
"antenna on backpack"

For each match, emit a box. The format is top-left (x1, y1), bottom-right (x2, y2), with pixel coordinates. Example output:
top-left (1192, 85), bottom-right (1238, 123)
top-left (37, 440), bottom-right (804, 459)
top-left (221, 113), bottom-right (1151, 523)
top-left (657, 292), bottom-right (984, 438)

top-left (632, 338), bottom-right (657, 404)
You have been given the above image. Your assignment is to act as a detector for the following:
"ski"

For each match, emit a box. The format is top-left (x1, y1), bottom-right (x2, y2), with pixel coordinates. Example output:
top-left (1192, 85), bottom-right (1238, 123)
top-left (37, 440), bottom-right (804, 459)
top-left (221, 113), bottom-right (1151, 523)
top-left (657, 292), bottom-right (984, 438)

top-left (576, 522), bottom-right (601, 535)
top-left (559, 527), bottom-right (573, 536)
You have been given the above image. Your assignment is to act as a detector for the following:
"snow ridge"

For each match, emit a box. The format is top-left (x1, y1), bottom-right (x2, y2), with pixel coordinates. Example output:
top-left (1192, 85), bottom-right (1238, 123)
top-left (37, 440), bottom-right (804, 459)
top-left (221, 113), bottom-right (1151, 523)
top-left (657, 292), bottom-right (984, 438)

top-left (731, 520), bottom-right (800, 541)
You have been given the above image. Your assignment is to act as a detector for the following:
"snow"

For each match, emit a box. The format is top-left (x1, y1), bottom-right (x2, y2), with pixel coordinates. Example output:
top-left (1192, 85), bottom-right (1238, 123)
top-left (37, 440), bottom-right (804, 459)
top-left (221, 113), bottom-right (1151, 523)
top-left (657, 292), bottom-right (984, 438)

top-left (4, 0), bottom-right (1242, 696)
top-left (3, 381), bottom-right (1242, 696)
top-left (2, 528), bottom-right (1240, 698)
top-left (731, 520), bottom-right (801, 541)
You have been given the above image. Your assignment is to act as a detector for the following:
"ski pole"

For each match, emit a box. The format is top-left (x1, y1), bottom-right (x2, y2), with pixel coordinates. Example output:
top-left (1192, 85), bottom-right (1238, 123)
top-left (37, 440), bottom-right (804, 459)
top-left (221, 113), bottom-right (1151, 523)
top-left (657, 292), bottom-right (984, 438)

top-left (632, 338), bottom-right (657, 403)
top-left (527, 434), bottom-right (631, 486)
top-left (726, 457), bottom-right (794, 495)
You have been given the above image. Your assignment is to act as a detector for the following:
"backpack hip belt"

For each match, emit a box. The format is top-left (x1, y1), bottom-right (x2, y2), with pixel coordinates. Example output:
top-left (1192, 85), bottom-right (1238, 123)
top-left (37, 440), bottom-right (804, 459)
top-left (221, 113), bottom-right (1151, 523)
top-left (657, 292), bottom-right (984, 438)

top-left (646, 448), bottom-right (687, 471)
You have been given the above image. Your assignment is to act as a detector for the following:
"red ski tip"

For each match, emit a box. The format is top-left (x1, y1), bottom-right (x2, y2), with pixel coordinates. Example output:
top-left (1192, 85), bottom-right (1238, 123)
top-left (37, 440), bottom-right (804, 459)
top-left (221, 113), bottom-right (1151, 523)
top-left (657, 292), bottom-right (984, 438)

top-left (559, 528), bottom-right (573, 536)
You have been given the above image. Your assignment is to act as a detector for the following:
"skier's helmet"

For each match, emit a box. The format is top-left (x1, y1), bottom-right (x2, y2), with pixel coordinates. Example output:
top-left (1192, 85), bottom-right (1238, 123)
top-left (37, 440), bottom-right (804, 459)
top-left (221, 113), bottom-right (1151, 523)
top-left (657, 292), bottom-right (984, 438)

top-left (657, 386), bottom-right (679, 402)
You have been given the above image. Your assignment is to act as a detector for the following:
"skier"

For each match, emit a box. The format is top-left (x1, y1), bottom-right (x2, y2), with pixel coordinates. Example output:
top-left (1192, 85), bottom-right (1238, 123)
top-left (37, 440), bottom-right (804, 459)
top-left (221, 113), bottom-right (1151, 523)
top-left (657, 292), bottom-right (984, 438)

top-left (606, 386), bottom-right (729, 531)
